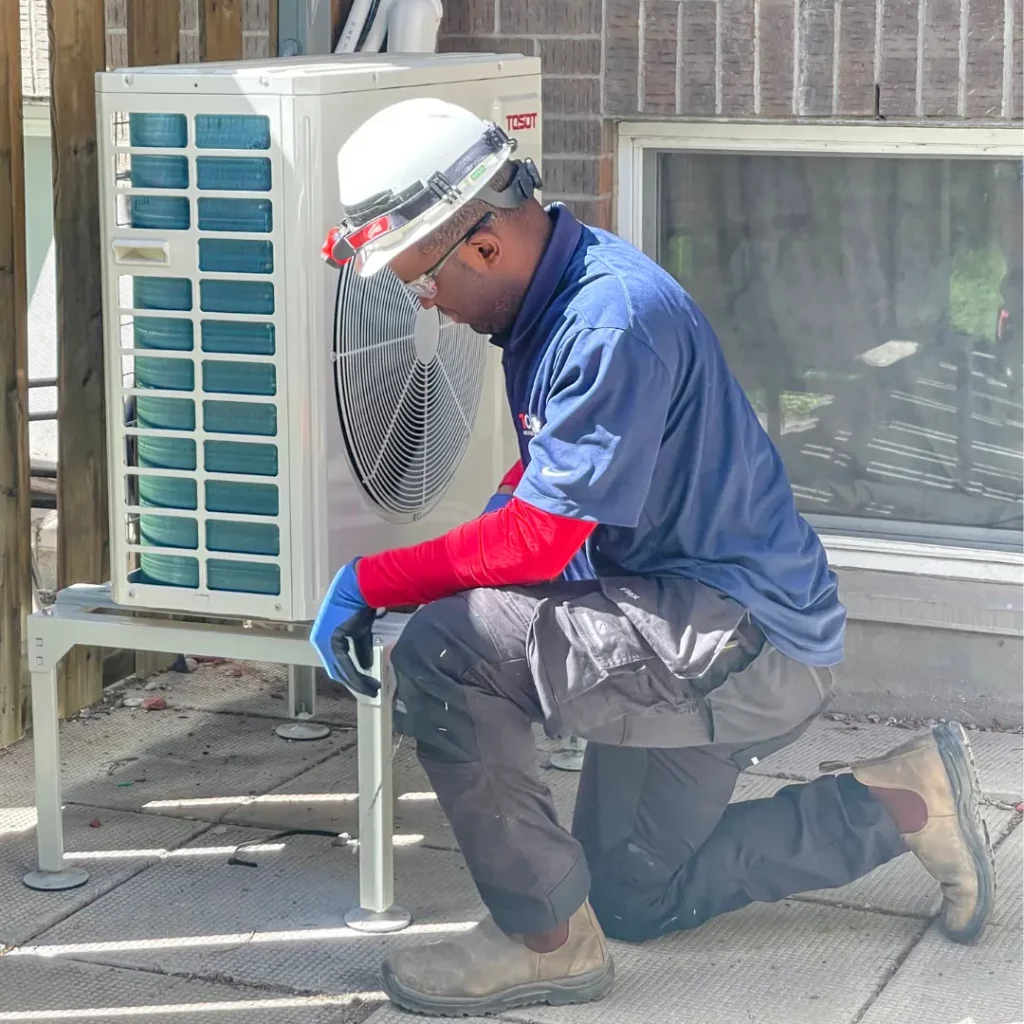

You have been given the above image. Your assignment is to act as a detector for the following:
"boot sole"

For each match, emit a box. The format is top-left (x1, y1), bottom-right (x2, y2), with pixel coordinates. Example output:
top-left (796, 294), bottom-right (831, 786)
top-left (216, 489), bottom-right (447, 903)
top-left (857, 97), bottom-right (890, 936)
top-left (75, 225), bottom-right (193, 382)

top-left (381, 959), bottom-right (615, 1017)
top-left (933, 721), bottom-right (996, 943)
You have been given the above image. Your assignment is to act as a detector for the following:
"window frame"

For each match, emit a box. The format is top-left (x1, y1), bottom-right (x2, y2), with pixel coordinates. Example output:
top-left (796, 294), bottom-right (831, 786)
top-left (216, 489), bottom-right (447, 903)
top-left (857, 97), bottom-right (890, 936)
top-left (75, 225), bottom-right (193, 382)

top-left (616, 120), bottom-right (1024, 586)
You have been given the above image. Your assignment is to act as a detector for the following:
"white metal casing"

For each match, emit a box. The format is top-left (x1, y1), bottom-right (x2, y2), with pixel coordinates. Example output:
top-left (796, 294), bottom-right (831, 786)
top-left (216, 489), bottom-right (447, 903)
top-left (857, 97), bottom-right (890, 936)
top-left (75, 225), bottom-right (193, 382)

top-left (96, 54), bottom-right (539, 621)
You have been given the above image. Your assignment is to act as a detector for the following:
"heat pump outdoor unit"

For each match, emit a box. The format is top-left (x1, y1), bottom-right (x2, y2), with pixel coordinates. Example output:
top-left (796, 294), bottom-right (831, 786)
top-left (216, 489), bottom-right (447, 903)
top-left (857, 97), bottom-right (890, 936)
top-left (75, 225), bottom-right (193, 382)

top-left (96, 54), bottom-right (540, 623)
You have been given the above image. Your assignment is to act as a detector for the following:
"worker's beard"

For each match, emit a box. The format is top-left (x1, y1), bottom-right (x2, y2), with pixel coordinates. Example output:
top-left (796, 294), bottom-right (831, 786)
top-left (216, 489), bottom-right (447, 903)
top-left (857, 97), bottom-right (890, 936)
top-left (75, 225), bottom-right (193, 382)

top-left (465, 281), bottom-right (523, 337)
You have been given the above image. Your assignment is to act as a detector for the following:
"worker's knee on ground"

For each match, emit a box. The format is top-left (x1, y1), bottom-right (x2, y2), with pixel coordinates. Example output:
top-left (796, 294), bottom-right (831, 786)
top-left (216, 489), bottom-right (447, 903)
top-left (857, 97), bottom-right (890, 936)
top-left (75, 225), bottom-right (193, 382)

top-left (589, 877), bottom-right (666, 943)
top-left (586, 841), bottom-right (679, 943)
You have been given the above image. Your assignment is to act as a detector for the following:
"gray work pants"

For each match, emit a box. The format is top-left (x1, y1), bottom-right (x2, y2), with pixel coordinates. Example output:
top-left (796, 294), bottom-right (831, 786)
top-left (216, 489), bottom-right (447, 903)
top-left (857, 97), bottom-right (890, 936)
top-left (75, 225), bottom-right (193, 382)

top-left (389, 578), bottom-right (907, 940)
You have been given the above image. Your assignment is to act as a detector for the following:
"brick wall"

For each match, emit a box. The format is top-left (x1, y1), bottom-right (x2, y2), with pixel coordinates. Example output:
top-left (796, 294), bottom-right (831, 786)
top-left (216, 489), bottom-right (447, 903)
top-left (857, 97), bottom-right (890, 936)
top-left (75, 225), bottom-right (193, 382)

top-left (21, 1), bottom-right (277, 99)
top-left (439, 0), bottom-right (1024, 228)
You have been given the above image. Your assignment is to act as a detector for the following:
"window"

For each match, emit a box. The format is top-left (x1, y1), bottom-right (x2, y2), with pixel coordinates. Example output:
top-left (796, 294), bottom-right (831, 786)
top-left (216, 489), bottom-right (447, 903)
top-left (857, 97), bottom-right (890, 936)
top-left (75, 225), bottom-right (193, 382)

top-left (619, 124), bottom-right (1022, 560)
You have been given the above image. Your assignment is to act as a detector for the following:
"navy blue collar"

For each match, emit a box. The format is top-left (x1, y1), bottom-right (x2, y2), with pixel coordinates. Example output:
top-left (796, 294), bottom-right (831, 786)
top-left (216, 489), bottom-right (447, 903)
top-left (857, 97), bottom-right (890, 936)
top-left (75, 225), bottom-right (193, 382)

top-left (491, 203), bottom-right (583, 356)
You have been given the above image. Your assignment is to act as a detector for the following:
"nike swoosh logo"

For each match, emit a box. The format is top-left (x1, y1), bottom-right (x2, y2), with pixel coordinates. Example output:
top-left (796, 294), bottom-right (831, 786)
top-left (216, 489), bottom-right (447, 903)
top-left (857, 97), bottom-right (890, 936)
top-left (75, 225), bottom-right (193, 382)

top-left (541, 467), bottom-right (573, 478)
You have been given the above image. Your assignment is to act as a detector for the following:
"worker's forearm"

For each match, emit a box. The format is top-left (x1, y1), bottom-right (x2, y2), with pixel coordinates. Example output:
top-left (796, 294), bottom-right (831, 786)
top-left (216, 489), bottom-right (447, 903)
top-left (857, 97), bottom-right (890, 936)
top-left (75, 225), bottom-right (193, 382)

top-left (357, 497), bottom-right (595, 607)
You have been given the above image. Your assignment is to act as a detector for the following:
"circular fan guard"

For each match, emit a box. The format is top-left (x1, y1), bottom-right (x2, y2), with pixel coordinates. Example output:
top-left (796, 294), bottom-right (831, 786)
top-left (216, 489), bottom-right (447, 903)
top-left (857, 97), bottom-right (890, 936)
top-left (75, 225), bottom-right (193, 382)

top-left (333, 263), bottom-right (488, 521)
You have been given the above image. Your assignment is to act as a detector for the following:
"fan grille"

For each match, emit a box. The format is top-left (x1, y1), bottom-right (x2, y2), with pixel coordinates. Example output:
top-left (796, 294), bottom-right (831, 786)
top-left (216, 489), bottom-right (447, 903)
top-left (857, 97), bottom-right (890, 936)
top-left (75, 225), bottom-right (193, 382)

top-left (333, 264), bottom-right (488, 520)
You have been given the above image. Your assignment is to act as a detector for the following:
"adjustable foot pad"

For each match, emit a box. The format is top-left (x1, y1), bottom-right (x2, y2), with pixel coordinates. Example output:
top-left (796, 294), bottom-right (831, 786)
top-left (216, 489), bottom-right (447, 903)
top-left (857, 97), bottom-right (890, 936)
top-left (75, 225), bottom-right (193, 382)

top-left (24, 867), bottom-right (90, 891)
top-left (344, 906), bottom-right (412, 933)
top-left (275, 722), bottom-right (331, 741)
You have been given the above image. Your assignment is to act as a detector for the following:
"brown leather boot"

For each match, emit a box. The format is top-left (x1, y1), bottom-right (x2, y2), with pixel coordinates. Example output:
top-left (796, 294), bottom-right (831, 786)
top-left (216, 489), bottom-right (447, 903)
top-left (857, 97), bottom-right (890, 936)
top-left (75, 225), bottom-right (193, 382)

top-left (821, 722), bottom-right (995, 943)
top-left (380, 901), bottom-right (614, 1016)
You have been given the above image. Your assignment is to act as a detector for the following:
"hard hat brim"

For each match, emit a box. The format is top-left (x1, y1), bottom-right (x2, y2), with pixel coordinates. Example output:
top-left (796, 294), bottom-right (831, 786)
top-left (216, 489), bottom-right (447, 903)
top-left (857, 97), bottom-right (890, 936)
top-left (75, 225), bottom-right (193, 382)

top-left (351, 144), bottom-right (513, 278)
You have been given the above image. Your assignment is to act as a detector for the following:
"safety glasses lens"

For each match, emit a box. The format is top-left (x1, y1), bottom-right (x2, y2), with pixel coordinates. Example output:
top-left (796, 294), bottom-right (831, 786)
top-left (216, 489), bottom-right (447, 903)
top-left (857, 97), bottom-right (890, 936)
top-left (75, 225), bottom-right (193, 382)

top-left (404, 276), bottom-right (437, 300)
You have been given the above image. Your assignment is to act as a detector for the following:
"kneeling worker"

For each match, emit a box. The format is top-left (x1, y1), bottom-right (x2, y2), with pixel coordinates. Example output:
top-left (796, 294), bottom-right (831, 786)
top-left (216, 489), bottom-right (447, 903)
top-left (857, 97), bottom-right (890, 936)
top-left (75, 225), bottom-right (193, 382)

top-left (312, 98), bottom-right (995, 1018)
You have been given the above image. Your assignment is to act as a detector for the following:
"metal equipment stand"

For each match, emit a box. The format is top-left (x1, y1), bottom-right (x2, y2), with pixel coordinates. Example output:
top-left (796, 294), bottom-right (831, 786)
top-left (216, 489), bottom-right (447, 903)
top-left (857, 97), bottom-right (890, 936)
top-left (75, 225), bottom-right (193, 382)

top-left (550, 734), bottom-right (587, 772)
top-left (22, 584), bottom-right (412, 932)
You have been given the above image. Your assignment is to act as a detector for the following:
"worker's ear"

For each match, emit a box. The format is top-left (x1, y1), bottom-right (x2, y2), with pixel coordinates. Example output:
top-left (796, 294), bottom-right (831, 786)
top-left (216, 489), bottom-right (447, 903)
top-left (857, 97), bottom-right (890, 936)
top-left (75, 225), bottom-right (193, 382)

top-left (465, 230), bottom-right (501, 269)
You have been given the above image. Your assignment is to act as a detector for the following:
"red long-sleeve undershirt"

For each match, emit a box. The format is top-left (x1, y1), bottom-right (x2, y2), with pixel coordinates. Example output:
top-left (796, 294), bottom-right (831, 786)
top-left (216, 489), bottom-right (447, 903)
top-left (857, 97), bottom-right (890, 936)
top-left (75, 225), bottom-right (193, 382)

top-left (499, 460), bottom-right (526, 490)
top-left (357, 493), bottom-right (595, 608)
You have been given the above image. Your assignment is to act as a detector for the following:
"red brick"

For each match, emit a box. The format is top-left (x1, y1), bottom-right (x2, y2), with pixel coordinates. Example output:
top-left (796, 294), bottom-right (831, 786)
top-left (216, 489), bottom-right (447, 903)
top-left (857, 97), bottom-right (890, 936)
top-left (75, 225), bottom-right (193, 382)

top-left (922, 0), bottom-right (960, 115)
top-left (721, 0), bottom-right (756, 115)
top-left (538, 38), bottom-right (602, 76)
top-left (604, 0), bottom-right (641, 115)
top-left (559, 196), bottom-right (613, 230)
top-left (643, 1), bottom-right (680, 114)
top-left (1013, 0), bottom-right (1023, 119)
top-left (760, 1), bottom-right (795, 115)
top-left (499, 0), bottom-right (601, 34)
top-left (798, 0), bottom-right (835, 115)
top-left (679, 1), bottom-right (717, 116)
top-left (964, 0), bottom-right (1004, 117)
top-left (543, 155), bottom-right (612, 195)
top-left (836, 0), bottom-right (877, 115)
top-left (543, 76), bottom-right (602, 114)
top-left (878, 0), bottom-right (919, 116)
top-left (542, 117), bottom-right (612, 156)
top-left (441, 0), bottom-right (495, 36)
top-left (439, 35), bottom-right (535, 57)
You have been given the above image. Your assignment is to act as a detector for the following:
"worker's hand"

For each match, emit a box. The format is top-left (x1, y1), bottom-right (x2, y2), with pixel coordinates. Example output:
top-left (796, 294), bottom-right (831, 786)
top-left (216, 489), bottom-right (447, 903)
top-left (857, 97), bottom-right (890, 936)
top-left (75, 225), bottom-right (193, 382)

top-left (309, 560), bottom-right (379, 699)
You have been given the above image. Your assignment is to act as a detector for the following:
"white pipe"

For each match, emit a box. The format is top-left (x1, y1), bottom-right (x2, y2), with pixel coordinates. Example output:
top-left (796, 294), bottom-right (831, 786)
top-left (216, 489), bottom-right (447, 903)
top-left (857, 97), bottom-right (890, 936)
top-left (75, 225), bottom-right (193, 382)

top-left (359, 0), bottom-right (397, 52)
top-left (386, 0), bottom-right (442, 53)
top-left (334, 0), bottom-right (373, 53)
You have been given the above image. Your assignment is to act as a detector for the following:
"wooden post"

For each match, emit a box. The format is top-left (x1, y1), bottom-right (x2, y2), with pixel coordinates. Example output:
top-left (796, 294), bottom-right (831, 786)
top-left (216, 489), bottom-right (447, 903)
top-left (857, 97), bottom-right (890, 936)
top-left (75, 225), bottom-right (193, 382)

top-left (199, 0), bottom-right (243, 62)
top-left (0, 0), bottom-right (32, 746)
top-left (268, 0), bottom-right (279, 57)
top-left (127, 0), bottom-right (181, 66)
top-left (48, 0), bottom-right (109, 717)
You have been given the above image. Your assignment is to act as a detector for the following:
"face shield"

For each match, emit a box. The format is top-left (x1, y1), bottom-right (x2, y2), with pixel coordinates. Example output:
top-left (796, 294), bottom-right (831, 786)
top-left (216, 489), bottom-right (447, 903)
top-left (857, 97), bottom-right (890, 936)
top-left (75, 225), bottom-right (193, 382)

top-left (321, 122), bottom-right (540, 278)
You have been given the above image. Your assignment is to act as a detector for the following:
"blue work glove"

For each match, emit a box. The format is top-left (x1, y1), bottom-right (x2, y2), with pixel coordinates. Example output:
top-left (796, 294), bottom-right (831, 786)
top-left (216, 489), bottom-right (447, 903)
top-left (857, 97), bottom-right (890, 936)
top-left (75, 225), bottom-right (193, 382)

top-left (481, 491), bottom-right (513, 515)
top-left (310, 560), bottom-right (379, 698)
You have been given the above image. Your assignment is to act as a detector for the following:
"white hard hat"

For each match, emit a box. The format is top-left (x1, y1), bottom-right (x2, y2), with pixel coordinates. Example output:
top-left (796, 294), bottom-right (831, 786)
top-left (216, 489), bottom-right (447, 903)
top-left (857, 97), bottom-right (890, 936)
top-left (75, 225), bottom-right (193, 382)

top-left (322, 97), bottom-right (541, 277)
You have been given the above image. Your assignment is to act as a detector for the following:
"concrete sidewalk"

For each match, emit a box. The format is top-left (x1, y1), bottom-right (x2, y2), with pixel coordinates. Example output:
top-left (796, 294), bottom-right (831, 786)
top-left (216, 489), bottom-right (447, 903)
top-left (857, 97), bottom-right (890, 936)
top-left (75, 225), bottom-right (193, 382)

top-left (1, 659), bottom-right (1021, 1024)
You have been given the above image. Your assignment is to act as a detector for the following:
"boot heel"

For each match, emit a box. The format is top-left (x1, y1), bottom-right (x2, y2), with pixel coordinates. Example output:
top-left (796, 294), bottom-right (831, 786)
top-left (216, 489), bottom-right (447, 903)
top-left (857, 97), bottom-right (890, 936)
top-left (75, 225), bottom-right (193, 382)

top-left (933, 722), bottom-right (996, 942)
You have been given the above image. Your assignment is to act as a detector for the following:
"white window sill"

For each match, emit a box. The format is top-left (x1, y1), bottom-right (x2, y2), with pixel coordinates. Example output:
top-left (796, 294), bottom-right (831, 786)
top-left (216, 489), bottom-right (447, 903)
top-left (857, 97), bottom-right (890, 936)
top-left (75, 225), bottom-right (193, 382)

top-left (823, 534), bottom-right (1023, 586)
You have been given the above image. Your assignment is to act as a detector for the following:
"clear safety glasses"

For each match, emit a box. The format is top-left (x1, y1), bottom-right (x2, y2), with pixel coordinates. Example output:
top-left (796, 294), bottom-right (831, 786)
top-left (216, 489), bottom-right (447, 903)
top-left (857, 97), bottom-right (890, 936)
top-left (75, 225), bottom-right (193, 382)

top-left (401, 215), bottom-right (491, 300)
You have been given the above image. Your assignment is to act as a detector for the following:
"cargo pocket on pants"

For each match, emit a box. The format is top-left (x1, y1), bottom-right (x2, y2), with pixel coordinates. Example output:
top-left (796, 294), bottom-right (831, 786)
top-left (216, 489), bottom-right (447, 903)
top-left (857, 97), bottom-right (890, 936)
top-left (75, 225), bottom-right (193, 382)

top-left (527, 588), bottom-right (688, 741)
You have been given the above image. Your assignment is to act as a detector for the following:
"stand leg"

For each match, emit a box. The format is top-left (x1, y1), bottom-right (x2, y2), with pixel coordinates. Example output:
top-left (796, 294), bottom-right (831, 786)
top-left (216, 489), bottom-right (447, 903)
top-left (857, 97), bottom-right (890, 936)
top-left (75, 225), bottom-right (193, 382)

top-left (550, 734), bottom-right (587, 772)
top-left (24, 666), bottom-right (88, 891)
top-left (275, 665), bottom-right (330, 741)
top-left (344, 639), bottom-right (411, 934)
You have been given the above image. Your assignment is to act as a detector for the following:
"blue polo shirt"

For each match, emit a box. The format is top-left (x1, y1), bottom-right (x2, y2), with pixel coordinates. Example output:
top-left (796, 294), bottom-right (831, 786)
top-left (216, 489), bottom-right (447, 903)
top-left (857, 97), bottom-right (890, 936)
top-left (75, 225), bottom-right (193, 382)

top-left (492, 205), bottom-right (845, 667)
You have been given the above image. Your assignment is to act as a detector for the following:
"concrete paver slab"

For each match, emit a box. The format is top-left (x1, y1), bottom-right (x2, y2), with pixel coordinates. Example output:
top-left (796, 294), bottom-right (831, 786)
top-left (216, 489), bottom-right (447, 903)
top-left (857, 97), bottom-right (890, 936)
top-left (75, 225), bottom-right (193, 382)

top-left (992, 822), bottom-right (1023, 928)
top-left (365, 1008), bottom-right (490, 1024)
top-left (225, 741), bottom-right (452, 842)
top-left (751, 720), bottom-right (1023, 800)
top-left (30, 825), bottom-right (484, 997)
top-left (239, 904), bottom-right (927, 1024)
top-left (1, 805), bottom-right (206, 946)
top-left (969, 729), bottom-right (1024, 803)
top-left (148, 659), bottom-right (358, 726)
top-left (519, 901), bottom-right (925, 1024)
top-left (0, 705), bottom-right (352, 822)
top-left (734, 773), bottom-right (1017, 919)
top-left (0, 956), bottom-right (384, 1023)
top-left (226, 740), bottom-right (583, 845)
top-left (858, 921), bottom-right (1024, 1024)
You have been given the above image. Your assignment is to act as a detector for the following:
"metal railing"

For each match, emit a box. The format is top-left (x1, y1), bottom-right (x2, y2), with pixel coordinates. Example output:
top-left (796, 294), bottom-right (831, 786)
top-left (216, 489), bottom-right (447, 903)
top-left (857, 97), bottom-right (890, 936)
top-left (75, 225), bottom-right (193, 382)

top-left (28, 376), bottom-right (56, 423)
